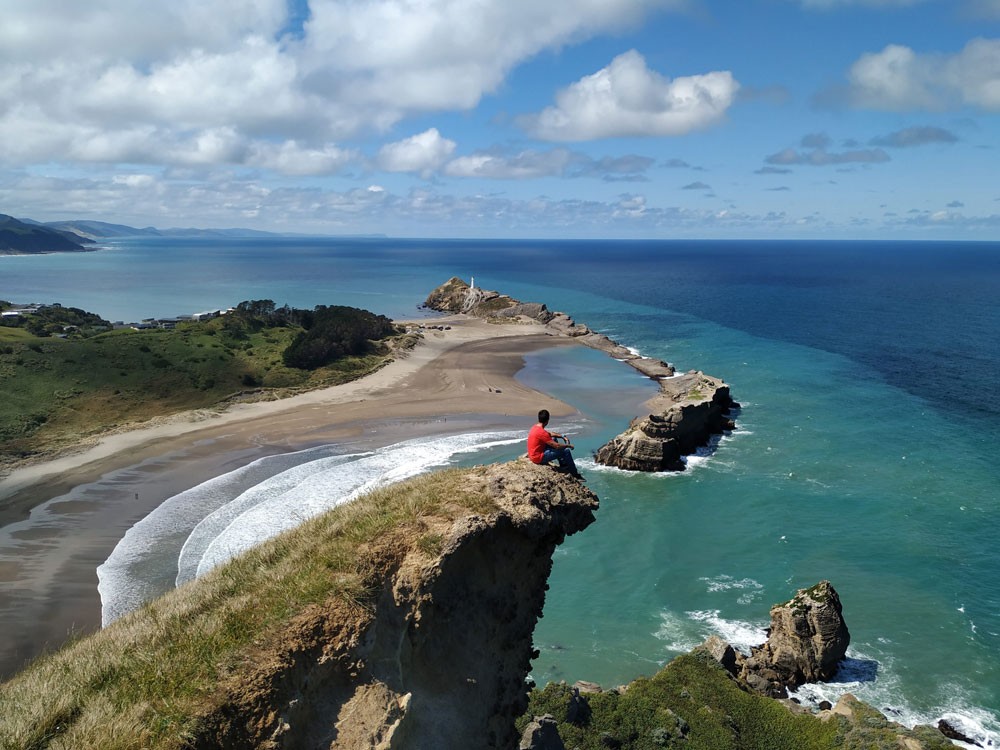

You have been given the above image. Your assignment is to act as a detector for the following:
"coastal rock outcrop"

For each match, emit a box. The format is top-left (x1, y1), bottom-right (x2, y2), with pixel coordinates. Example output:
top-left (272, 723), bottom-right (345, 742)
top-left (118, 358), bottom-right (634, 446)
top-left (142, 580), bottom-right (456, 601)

top-left (700, 580), bottom-right (851, 698)
top-left (521, 582), bottom-right (953, 750)
top-left (594, 370), bottom-right (737, 472)
top-left (425, 277), bottom-right (737, 471)
top-left (198, 460), bottom-right (598, 749)
top-left (424, 277), bottom-right (676, 382)
top-left (741, 580), bottom-right (850, 695)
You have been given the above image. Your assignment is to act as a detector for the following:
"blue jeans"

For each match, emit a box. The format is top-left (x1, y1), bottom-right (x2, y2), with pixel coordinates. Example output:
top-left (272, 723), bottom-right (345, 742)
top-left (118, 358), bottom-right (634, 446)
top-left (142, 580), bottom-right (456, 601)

top-left (542, 446), bottom-right (578, 474)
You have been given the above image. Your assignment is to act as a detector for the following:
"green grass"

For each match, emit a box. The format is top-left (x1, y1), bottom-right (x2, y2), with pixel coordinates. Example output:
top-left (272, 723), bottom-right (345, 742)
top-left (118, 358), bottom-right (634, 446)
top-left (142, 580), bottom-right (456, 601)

top-left (517, 650), bottom-right (954, 750)
top-left (0, 468), bottom-right (494, 749)
top-left (0, 316), bottom-right (406, 467)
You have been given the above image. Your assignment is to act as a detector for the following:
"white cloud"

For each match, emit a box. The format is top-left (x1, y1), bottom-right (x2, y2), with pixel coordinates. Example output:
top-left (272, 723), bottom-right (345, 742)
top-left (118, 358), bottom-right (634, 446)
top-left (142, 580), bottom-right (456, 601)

top-left (112, 174), bottom-right (157, 188)
top-left (521, 50), bottom-right (740, 141)
top-left (299, 0), bottom-right (673, 117)
top-left (444, 149), bottom-right (576, 179)
top-left (0, 0), bottom-right (288, 63)
top-left (0, 0), bottom-right (677, 172)
top-left (377, 129), bottom-right (457, 176)
top-left (846, 39), bottom-right (1000, 111)
top-left (249, 141), bottom-right (357, 175)
top-left (964, 0), bottom-right (1000, 18)
top-left (765, 146), bottom-right (890, 165)
top-left (868, 126), bottom-right (958, 147)
top-left (440, 148), bottom-right (654, 180)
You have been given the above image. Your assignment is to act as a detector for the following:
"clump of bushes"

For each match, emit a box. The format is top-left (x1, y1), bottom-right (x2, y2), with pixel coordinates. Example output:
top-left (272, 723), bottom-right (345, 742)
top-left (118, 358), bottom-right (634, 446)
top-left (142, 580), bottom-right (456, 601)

top-left (282, 305), bottom-right (396, 370)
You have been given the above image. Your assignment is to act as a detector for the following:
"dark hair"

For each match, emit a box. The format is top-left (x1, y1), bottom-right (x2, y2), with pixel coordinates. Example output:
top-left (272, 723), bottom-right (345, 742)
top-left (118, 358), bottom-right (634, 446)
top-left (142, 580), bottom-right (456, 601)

top-left (537, 409), bottom-right (550, 424)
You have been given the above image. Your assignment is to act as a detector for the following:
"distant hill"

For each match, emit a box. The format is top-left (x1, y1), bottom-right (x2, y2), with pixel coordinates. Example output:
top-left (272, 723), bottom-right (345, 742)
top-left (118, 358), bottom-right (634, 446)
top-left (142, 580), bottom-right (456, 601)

top-left (0, 214), bottom-right (94, 255)
top-left (41, 219), bottom-right (162, 240)
top-left (41, 219), bottom-right (284, 241)
top-left (7, 213), bottom-right (386, 245)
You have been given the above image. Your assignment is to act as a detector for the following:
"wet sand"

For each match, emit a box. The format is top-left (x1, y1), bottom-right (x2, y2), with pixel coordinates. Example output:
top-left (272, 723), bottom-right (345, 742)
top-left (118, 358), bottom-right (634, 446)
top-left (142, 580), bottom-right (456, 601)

top-left (0, 316), bottom-right (577, 679)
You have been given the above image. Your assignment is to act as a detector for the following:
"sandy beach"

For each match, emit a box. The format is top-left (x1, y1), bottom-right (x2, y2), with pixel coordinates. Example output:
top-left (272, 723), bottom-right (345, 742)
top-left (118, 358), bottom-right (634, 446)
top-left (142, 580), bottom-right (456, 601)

top-left (0, 315), bottom-right (578, 678)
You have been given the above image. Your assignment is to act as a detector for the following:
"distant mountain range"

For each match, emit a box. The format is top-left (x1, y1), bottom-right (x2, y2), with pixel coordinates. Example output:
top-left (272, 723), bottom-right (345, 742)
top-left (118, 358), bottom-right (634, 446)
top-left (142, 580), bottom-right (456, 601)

top-left (1, 214), bottom-right (385, 254)
top-left (0, 214), bottom-right (97, 255)
top-left (1, 213), bottom-right (298, 254)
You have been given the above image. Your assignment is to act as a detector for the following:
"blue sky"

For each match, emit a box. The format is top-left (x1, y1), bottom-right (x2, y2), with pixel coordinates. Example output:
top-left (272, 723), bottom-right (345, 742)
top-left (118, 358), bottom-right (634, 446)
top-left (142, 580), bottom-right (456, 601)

top-left (1, 0), bottom-right (998, 239)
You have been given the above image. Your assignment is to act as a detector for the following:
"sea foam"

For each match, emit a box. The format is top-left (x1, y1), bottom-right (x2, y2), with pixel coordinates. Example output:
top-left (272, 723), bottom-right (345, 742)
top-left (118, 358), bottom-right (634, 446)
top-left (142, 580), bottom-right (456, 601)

top-left (98, 431), bottom-right (522, 626)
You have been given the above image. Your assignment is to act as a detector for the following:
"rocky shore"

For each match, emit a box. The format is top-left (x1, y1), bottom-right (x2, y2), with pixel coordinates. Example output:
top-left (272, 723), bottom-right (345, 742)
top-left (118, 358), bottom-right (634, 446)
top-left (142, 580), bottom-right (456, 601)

top-left (593, 370), bottom-right (737, 472)
top-left (519, 582), bottom-right (961, 750)
top-left (1, 457), bottom-right (974, 749)
top-left (424, 277), bottom-right (737, 471)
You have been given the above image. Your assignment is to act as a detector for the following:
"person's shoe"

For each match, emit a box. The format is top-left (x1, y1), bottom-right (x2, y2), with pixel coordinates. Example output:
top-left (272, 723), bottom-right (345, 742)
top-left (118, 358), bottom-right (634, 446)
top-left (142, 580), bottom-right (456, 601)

top-left (570, 472), bottom-right (586, 481)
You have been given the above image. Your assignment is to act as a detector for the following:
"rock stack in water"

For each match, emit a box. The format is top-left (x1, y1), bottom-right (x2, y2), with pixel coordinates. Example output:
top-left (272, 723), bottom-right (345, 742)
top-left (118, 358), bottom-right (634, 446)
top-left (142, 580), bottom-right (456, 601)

top-left (702, 580), bottom-right (851, 698)
top-left (594, 370), bottom-right (736, 472)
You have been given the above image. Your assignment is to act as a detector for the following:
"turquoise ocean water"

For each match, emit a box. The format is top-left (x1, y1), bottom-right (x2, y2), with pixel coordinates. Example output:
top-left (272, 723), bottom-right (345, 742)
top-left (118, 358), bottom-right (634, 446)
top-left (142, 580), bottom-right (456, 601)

top-left (2, 238), bottom-right (998, 744)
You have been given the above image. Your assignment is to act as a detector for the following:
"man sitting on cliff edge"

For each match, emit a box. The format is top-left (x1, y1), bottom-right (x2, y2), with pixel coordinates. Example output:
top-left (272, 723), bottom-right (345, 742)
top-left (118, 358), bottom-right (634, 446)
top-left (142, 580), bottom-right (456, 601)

top-left (528, 409), bottom-right (584, 480)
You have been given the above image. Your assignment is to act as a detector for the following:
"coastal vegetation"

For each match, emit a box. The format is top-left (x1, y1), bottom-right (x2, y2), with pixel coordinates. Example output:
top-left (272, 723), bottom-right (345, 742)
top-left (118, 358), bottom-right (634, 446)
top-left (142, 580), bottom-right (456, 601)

top-left (0, 300), bottom-right (410, 468)
top-left (0, 469), bottom-right (497, 749)
top-left (517, 656), bottom-right (953, 749)
top-left (0, 461), bottom-right (953, 749)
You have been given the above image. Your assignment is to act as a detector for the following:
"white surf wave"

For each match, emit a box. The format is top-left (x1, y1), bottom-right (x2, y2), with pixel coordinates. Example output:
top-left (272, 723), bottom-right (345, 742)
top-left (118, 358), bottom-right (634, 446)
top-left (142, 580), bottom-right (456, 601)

top-left (791, 649), bottom-right (999, 748)
top-left (654, 607), bottom-right (768, 657)
top-left (699, 575), bottom-right (764, 604)
top-left (654, 604), bottom-right (999, 748)
top-left (98, 431), bottom-right (522, 626)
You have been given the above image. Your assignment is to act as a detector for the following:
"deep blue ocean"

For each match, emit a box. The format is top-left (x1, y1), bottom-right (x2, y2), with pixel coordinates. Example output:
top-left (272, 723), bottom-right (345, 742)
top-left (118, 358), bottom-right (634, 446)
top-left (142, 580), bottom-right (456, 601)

top-left (2, 237), bottom-right (998, 744)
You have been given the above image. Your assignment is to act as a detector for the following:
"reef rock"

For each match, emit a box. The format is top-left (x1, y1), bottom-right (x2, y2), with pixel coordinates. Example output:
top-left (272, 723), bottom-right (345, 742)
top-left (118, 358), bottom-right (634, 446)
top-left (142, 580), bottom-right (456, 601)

top-left (739, 580), bottom-right (850, 696)
top-left (519, 714), bottom-right (566, 750)
top-left (594, 371), bottom-right (736, 472)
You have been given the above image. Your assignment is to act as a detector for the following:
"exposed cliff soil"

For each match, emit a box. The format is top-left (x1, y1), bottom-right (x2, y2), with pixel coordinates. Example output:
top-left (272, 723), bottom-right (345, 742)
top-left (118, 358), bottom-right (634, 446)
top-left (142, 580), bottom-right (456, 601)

top-left (192, 460), bottom-right (598, 749)
top-left (0, 462), bottom-right (596, 750)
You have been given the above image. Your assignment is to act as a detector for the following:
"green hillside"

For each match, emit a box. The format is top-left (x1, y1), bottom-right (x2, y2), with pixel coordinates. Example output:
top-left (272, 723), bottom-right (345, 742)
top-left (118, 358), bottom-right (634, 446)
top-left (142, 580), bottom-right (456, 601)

top-left (0, 301), bottom-right (414, 467)
top-left (0, 214), bottom-right (93, 254)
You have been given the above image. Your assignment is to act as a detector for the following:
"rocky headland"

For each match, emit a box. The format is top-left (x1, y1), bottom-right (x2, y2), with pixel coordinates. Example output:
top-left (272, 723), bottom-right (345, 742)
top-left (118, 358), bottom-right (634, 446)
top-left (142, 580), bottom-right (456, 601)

top-left (0, 460), bottom-right (970, 749)
top-left (0, 461), bottom-right (599, 748)
top-left (0, 213), bottom-right (95, 254)
top-left (424, 277), bottom-right (737, 471)
top-left (519, 581), bottom-right (959, 750)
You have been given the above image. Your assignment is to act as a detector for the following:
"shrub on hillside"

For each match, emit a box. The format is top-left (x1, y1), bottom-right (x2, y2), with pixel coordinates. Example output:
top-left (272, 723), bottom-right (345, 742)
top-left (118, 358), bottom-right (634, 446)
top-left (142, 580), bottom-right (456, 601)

top-left (282, 305), bottom-right (395, 370)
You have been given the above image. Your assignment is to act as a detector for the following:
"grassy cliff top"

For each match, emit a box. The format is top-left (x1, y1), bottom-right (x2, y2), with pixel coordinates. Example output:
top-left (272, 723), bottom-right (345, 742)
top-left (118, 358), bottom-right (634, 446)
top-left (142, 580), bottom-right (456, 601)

top-left (0, 455), bottom-right (954, 749)
top-left (0, 468), bottom-right (502, 748)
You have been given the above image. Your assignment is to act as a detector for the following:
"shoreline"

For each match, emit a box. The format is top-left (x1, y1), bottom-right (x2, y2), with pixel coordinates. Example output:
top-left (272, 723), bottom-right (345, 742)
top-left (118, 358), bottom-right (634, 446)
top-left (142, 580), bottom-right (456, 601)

top-left (0, 315), bottom-right (575, 525)
top-left (0, 315), bottom-right (578, 678)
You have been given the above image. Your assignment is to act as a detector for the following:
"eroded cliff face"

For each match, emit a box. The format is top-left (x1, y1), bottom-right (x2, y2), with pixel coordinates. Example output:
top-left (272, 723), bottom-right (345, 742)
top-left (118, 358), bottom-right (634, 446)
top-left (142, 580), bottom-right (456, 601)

top-left (701, 580), bottom-right (851, 699)
top-left (193, 460), bottom-right (598, 750)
